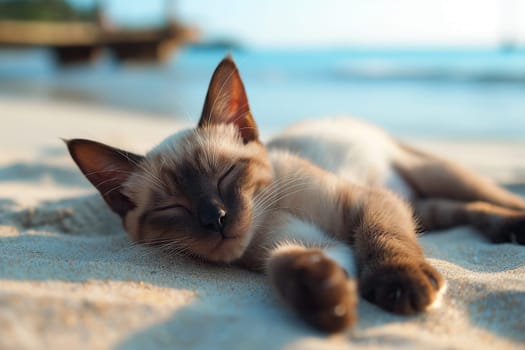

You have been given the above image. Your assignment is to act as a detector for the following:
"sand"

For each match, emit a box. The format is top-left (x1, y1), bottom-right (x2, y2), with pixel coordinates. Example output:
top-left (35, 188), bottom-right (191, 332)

top-left (1, 96), bottom-right (524, 350)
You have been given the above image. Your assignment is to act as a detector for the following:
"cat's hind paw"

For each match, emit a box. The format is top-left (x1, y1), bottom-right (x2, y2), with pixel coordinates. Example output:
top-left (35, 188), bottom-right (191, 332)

top-left (359, 260), bottom-right (444, 315)
top-left (269, 249), bottom-right (357, 333)
top-left (491, 217), bottom-right (525, 245)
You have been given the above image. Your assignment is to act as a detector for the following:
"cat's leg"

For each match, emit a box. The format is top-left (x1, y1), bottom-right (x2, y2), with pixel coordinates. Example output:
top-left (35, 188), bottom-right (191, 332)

top-left (349, 189), bottom-right (446, 315)
top-left (267, 242), bottom-right (357, 332)
top-left (393, 142), bottom-right (525, 243)
top-left (252, 213), bottom-right (357, 332)
top-left (393, 142), bottom-right (525, 211)
top-left (414, 198), bottom-right (525, 244)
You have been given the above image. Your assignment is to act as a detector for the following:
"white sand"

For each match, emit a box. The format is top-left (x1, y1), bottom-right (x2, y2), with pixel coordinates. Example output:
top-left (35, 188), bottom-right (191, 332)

top-left (1, 97), bottom-right (524, 350)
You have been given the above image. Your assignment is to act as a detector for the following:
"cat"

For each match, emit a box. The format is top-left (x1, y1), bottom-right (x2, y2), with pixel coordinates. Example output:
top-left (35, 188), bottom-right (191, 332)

top-left (66, 56), bottom-right (525, 333)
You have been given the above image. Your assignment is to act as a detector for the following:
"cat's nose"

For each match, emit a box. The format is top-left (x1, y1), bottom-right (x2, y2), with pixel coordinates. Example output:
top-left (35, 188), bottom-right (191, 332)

top-left (199, 200), bottom-right (227, 234)
top-left (202, 208), bottom-right (227, 233)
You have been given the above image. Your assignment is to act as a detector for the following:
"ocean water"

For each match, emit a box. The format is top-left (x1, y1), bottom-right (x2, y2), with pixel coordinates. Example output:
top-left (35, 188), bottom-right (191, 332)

top-left (1, 47), bottom-right (524, 139)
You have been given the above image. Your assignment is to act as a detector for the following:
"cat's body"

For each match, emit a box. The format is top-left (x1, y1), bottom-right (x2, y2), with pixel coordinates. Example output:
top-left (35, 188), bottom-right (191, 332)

top-left (67, 57), bottom-right (525, 333)
top-left (269, 117), bottom-right (415, 200)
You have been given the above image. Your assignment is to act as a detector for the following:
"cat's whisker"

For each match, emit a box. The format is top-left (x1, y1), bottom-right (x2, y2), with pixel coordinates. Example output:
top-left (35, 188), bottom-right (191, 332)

top-left (92, 176), bottom-right (126, 190)
top-left (86, 165), bottom-right (164, 193)
top-left (252, 206), bottom-right (310, 223)
top-left (137, 163), bottom-right (166, 191)
top-left (160, 237), bottom-right (198, 258)
top-left (159, 155), bottom-right (169, 174)
top-left (252, 176), bottom-right (305, 204)
top-left (128, 236), bottom-right (195, 260)
top-left (102, 184), bottom-right (124, 197)
top-left (253, 178), bottom-right (312, 212)
top-left (116, 238), bottom-right (178, 254)
top-left (163, 243), bottom-right (192, 257)
top-left (97, 171), bottom-right (163, 194)
top-left (254, 185), bottom-right (303, 214)
top-left (115, 150), bottom-right (142, 168)
top-left (82, 169), bottom-right (135, 177)
top-left (253, 190), bottom-right (315, 221)
top-left (116, 242), bottom-right (144, 254)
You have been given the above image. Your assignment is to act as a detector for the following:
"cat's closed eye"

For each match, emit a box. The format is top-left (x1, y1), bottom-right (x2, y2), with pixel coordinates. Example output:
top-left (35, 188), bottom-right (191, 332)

top-left (145, 203), bottom-right (193, 231)
top-left (218, 164), bottom-right (239, 196)
top-left (153, 204), bottom-right (191, 216)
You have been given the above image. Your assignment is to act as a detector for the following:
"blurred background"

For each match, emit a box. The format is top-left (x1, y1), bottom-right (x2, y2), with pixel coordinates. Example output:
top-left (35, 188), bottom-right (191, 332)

top-left (1, 0), bottom-right (525, 138)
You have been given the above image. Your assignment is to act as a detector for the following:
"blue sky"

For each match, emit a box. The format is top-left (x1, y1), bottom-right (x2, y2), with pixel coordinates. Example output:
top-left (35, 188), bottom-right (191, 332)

top-left (69, 0), bottom-right (525, 49)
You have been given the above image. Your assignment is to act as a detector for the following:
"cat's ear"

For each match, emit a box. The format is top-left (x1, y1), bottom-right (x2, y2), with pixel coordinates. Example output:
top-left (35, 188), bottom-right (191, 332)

top-left (198, 55), bottom-right (259, 143)
top-left (65, 139), bottom-right (144, 217)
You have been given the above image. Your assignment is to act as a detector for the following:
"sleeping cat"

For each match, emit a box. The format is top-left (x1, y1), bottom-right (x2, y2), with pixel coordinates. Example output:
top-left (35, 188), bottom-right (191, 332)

top-left (66, 56), bottom-right (525, 333)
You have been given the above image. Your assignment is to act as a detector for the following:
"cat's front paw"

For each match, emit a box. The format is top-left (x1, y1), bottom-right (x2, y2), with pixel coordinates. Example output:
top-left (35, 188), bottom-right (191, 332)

top-left (269, 249), bottom-right (356, 333)
top-left (359, 260), bottom-right (444, 315)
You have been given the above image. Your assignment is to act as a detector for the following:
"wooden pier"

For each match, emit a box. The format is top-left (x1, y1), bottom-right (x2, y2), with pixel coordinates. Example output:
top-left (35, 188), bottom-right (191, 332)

top-left (0, 20), bottom-right (198, 64)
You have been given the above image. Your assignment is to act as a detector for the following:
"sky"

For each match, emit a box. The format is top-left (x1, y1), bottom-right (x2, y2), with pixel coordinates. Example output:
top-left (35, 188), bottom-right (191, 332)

top-left (69, 0), bottom-right (525, 49)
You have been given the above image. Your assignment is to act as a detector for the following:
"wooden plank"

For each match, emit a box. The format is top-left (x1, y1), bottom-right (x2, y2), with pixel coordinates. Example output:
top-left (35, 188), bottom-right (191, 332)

top-left (0, 20), bottom-right (99, 46)
top-left (0, 20), bottom-right (199, 64)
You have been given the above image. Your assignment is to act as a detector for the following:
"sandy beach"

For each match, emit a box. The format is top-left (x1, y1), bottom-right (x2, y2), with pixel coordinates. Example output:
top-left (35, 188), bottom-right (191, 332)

top-left (1, 96), bottom-right (524, 350)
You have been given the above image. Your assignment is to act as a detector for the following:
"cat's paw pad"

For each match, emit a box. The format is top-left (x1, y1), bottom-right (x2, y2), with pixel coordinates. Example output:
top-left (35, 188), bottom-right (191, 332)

top-left (271, 250), bottom-right (356, 333)
top-left (492, 217), bottom-right (525, 245)
top-left (360, 261), bottom-right (444, 315)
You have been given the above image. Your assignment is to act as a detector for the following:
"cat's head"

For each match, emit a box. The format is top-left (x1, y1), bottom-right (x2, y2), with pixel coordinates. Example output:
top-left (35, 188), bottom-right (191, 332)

top-left (67, 56), bottom-right (273, 262)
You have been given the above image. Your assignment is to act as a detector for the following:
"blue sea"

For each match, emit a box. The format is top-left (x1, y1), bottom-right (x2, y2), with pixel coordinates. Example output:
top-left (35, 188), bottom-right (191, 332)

top-left (1, 47), bottom-right (524, 139)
